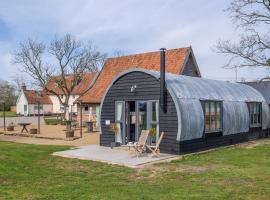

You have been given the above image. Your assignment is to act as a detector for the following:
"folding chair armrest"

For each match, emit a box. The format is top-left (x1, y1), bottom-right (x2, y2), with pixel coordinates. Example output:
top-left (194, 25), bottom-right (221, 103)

top-left (146, 145), bottom-right (156, 149)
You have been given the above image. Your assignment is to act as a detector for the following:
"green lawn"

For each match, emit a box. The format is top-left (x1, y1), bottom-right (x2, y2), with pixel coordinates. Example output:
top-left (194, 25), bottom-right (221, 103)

top-left (0, 142), bottom-right (270, 200)
top-left (44, 118), bottom-right (63, 125)
top-left (0, 111), bottom-right (16, 117)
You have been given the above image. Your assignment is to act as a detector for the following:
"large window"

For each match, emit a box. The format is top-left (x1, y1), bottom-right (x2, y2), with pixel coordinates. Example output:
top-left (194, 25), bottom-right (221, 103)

top-left (248, 102), bottom-right (262, 127)
top-left (201, 101), bottom-right (222, 133)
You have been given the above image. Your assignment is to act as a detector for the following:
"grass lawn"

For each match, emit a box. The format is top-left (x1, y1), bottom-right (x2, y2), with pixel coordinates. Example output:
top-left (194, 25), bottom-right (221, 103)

top-left (44, 118), bottom-right (63, 125)
top-left (0, 111), bottom-right (16, 118)
top-left (1, 142), bottom-right (270, 200)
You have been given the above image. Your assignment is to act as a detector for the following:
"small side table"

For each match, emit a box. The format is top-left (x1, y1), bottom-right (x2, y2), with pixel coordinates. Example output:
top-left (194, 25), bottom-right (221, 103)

top-left (85, 121), bottom-right (95, 133)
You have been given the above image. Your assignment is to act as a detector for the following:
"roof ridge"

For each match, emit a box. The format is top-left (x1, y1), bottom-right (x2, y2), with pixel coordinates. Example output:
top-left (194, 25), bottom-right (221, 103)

top-left (107, 47), bottom-right (191, 60)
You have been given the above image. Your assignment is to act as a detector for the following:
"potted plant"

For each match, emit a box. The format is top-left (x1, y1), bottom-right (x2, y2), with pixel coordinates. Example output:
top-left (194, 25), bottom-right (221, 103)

top-left (65, 120), bottom-right (74, 138)
top-left (7, 122), bottom-right (15, 131)
top-left (30, 127), bottom-right (38, 134)
top-left (108, 123), bottom-right (120, 148)
top-left (66, 129), bottom-right (74, 138)
top-left (149, 127), bottom-right (157, 145)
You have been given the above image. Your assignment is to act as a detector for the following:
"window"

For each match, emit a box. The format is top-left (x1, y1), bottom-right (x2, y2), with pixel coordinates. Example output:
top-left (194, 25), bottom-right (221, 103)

top-left (60, 105), bottom-right (65, 111)
top-left (34, 104), bottom-right (43, 110)
top-left (201, 101), bottom-right (222, 133)
top-left (84, 106), bottom-right (89, 111)
top-left (248, 102), bottom-right (262, 127)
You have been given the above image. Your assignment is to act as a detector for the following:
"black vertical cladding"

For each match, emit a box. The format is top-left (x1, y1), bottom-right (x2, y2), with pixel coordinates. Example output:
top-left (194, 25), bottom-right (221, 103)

top-left (100, 71), bottom-right (180, 154)
top-left (160, 48), bottom-right (167, 113)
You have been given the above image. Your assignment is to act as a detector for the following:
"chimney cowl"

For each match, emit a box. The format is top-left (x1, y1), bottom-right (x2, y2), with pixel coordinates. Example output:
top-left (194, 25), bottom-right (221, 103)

top-left (160, 48), bottom-right (166, 113)
top-left (21, 83), bottom-right (26, 91)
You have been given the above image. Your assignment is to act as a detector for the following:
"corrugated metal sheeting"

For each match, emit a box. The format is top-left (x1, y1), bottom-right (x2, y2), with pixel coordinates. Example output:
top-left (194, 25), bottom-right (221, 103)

top-left (101, 68), bottom-right (270, 142)
top-left (154, 71), bottom-right (269, 141)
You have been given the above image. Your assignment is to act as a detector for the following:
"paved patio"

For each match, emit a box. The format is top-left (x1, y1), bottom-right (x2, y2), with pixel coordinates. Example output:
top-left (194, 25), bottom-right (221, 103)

top-left (53, 145), bottom-right (180, 168)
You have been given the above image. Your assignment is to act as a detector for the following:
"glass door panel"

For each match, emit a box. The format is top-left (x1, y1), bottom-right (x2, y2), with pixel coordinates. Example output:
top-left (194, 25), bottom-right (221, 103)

top-left (115, 101), bottom-right (125, 144)
top-left (137, 101), bottom-right (147, 140)
top-left (150, 101), bottom-right (159, 144)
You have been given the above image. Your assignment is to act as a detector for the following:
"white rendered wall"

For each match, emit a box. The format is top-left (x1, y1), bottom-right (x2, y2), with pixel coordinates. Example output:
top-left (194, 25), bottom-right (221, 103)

top-left (49, 95), bottom-right (79, 114)
top-left (16, 91), bottom-right (28, 116)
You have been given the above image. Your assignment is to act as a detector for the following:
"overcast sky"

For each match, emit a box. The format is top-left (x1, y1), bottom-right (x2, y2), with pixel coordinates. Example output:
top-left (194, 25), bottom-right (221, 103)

top-left (0, 0), bottom-right (269, 85)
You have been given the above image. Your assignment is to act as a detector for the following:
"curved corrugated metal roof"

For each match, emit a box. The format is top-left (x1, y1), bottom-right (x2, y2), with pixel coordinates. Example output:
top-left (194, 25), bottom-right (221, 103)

top-left (100, 68), bottom-right (270, 141)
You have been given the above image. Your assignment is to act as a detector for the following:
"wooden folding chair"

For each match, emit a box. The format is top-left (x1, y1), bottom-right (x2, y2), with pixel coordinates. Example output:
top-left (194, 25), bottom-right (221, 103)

top-left (146, 132), bottom-right (164, 157)
top-left (131, 130), bottom-right (149, 157)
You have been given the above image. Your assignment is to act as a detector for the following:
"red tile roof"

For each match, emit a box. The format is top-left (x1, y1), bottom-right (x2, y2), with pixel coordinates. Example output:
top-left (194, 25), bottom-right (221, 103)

top-left (46, 72), bottom-right (96, 95)
top-left (78, 47), bottom-right (191, 103)
top-left (24, 90), bottom-right (52, 104)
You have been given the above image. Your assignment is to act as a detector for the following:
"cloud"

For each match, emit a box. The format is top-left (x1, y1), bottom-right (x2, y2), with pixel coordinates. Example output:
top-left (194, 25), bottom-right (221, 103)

top-left (0, 0), bottom-right (268, 83)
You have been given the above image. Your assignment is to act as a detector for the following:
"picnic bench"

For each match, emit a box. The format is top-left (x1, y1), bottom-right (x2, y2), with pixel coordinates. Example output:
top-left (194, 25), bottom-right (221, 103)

top-left (18, 123), bottom-right (31, 133)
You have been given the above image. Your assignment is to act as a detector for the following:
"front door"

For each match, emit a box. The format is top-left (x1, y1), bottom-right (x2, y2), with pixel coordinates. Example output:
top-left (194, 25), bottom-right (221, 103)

top-left (123, 100), bottom-right (159, 144)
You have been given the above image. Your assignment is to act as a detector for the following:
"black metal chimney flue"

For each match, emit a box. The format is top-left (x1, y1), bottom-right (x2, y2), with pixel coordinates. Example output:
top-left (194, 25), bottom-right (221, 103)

top-left (160, 48), bottom-right (166, 113)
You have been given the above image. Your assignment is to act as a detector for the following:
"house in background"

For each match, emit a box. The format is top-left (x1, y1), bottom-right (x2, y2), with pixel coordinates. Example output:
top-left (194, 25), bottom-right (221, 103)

top-left (16, 85), bottom-right (53, 116)
top-left (46, 72), bottom-right (96, 115)
top-left (16, 72), bottom-right (96, 116)
top-left (76, 46), bottom-right (201, 129)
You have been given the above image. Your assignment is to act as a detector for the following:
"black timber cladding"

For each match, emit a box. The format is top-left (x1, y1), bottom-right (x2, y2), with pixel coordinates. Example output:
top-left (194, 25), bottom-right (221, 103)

top-left (182, 54), bottom-right (200, 77)
top-left (100, 71), bottom-right (180, 154)
top-left (100, 70), bottom-right (270, 155)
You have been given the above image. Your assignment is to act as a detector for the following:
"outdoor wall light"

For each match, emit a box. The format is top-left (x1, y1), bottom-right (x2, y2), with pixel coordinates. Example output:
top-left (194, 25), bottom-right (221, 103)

top-left (131, 85), bottom-right (137, 93)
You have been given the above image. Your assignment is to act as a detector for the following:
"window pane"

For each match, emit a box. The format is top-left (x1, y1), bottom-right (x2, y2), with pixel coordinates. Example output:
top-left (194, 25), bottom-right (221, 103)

top-left (258, 104), bottom-right (261, 124)
top-left (250, 113), bottom-right (254, 125)
top-left (216, 102), bottom-right (221, 129)
top-left (152, 102), bottom-right (157, 122)
top-left (249, 103), bottom-right (262, 127)
top-left (115, 102), bottom-right (124, 144)
top-left (205, 102), bottom-right (210, 131)
top-left (210, 102), bottom-right (216, 131)
top-left (139, 102), bottom-right (147, 132)
top-left (116, 102), bottom-right (123, 121)
top-left (254, 104), bottom-right (258, 124)
top-left (151, 124), bottom-right (158, 143)
top-left (115, 123), bottom-right (123, 143)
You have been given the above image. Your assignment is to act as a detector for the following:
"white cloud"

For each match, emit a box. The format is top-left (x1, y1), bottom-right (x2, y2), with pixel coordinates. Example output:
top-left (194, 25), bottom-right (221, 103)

top-left (0, 0), bottom-right (268, 82)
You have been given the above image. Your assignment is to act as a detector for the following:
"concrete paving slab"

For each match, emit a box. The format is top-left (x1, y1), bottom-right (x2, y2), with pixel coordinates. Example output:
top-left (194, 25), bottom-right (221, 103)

top-left (53, 145), bottom-right (180, 168)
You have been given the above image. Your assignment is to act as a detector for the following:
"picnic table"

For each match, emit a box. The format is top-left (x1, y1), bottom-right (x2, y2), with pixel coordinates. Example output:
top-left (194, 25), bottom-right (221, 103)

top-left (18, 123), bottom-right (31, 133)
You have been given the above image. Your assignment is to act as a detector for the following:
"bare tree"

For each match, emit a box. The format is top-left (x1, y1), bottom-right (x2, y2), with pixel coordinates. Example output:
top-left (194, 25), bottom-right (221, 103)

top-left (10, 74), bottom-right (29, 95)
top-left (0, 79), bottom-right (16, 111)
top-left (215, 0), bottom-right (270, 69)
top-left (14, 34), bottom-right (106, 121)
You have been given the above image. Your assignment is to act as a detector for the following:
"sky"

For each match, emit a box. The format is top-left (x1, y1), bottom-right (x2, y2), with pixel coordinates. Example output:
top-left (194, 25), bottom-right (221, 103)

top-left (0, 0), bottom-right (269, 85)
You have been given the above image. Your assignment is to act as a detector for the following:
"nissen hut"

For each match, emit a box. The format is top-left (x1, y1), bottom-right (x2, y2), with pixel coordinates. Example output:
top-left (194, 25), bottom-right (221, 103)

top-left (100, 49), bottom-right (270, 154)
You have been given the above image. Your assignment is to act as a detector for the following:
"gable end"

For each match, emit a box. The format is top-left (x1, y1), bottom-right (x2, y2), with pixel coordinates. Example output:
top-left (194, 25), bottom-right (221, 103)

top-left (181, 47), bottom-right (201, 77)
